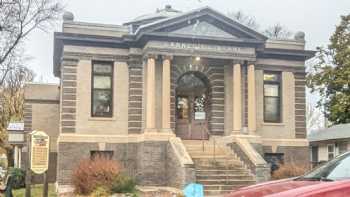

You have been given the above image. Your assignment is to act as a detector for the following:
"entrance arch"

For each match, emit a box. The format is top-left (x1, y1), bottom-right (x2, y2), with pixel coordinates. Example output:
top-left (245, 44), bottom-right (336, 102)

top-left (175, 71), bottom-right (211, 140)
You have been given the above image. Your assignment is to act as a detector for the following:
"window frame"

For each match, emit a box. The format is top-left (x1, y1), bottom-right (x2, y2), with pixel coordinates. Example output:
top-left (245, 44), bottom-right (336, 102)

top-left (91, 60), bottom-right (114, 118)
top-left (90, 150), bottom-right (114, 160)
top-left (263, 71), bottom-right (282, 123)
top-left (327, 144), bottom-right (335, 160)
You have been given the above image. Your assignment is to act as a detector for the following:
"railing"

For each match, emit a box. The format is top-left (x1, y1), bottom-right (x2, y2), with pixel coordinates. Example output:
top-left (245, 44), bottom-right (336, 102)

top-left (200, 122), bottom-right (216, 162)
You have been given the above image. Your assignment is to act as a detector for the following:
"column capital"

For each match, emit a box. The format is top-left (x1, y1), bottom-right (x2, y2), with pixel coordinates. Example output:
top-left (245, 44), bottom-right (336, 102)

top-left (232, 59), bottom-right (245, 65)
top-left (144, 53), bottom-right (158, 60)
top-left (247, 61), bottom-right (256, 66)
top-left (162, 55), bottom-right (173, 61)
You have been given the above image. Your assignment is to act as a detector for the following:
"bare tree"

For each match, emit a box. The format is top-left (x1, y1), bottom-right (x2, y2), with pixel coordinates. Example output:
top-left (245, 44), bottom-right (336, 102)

top-left (228, 10), bottom-right (259, 30)
top-left (228, 11), bottom-right (292, 40)
top-left (306, 103), bottom-right (324, 134)
top-left (263, 23), bottom-right (292, 39)
top-left (0, 65), bottom-right (34, 165)
top-left (0, 0), bottom-right (63, 86)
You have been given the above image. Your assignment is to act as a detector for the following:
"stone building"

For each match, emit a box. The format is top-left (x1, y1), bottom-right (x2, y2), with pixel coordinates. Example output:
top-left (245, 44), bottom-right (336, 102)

top-left (24, 5), bottom-right (314, 195)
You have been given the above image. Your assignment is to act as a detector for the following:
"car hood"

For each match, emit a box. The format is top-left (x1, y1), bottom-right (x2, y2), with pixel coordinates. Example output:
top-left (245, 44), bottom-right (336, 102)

top-left (225, 178), bottom-right (321, 197)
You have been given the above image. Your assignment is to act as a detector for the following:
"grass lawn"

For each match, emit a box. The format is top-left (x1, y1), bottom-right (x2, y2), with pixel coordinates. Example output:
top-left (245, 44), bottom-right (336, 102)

top-left (13, 184), bottom-right (57, 197)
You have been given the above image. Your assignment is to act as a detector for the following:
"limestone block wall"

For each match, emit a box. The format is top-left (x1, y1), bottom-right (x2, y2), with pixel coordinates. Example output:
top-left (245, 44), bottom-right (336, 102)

top-left (224, 65), bottom-right (233, 135)
top-left (294, 72), bottom-right (307, 138)
top-left (61, 45), bottom-right (130, 135)
top-left (57, 135), bottom-right (194, 186)
top-left (166, 138), bottom-right (195, 188)
top-left (74, 59), bottom-right (129, 135)
top-left (127, 56), bottom-right (143, 134)
top-left (24, 83), bottom-right (60, 183)
top-left (255, 70), bottom-right (296, 139)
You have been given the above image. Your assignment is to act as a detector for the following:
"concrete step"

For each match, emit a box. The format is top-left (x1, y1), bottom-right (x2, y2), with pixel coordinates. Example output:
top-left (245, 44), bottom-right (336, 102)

top-left (203, 184), bottom-right (248, 191)
top-left (196, 169), bottom-right (248, 173)
top-left (205, 189), bottom-right (233, 196)
top-left (187, 150), bottom-right (229, 156)
top-left (198, 179), bottom-right (256, 185)
top-left (196, 169), bottom-right (252, 176)
top-left (190, 155), bottom-right (238, 159)
top-left (196, 174), bottom-right (254, 180)
top-left (194, 164), bottom-right (244, 170)
top-left (192, 157), bottom-right (241, 162)
top-left (184, 140), bottom-right (255, 195)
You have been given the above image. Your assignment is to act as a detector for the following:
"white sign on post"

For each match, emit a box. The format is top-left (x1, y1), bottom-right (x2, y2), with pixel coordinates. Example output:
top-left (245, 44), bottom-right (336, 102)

top-left (30, 130), bottom-right (50, 174)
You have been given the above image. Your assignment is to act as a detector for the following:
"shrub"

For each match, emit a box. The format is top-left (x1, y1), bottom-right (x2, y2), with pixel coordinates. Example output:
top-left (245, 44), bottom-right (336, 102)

top-left (110, 174), bottom-right (136, 194)
top-left (9, 167), bottom-right (25, 189)
top-left (91, 186), bottom-right (110, 197)
top-left (272, 163), bottom-right (307, 180)
top-left (72, 156), bottom-right (121, 195)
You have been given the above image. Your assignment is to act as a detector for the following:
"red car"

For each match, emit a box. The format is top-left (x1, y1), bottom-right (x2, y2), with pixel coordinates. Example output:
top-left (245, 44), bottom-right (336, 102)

top-left (226, 152), bottom-right (350, 197)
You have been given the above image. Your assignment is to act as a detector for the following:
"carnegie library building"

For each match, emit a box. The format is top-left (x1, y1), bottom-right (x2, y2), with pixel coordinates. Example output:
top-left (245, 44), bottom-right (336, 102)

top-left (23, 5), bottom-right (315, 195)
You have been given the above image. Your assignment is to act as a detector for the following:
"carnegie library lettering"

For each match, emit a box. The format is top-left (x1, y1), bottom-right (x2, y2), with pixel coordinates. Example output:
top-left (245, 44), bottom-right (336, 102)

top-left (22, 5), bottom-right (315, 195)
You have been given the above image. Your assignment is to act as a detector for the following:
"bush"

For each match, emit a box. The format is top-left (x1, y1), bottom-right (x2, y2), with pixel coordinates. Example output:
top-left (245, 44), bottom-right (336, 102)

top-left (272, 163), bottom-right (307, 180)
top-left (110, 174), bottom-right (136, 194)
top-left (72, 156), bottom-right (121, 195)
top-left (91, 186), bottom-right (110, 197)
top-left (9, 167), bottom-right (25, 189)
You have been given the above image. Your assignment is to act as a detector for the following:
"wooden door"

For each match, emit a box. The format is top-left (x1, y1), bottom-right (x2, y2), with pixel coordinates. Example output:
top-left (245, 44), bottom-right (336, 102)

top-left (176, 96), bottom-right (191, 139)
top-left (176, 94), bottom-right (209, 140)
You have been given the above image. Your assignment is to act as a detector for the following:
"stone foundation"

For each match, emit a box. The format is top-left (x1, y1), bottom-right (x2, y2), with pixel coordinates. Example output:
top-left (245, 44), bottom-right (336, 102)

top-left (263, 145), bottom-right (310, 167)
top-left (57, 134), bottom-right (195, 191)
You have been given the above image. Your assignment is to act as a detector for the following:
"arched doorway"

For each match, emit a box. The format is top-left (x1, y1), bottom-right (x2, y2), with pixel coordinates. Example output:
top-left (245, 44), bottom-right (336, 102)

top-left (175, 71), bottom-right (210, 140)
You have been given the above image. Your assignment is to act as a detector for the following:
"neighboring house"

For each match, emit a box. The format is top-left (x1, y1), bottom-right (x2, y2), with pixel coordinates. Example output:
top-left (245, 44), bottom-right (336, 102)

top-left (308, 124), bottom-right (350, 167)
top-left (23, 5), bottom-right (314, 194)
top-left (7, 122), bottom-right (25, 168)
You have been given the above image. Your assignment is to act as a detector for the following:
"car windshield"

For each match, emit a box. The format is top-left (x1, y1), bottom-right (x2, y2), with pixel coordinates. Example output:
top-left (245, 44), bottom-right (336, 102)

top-left (298, 152), bottom-right (350, 181)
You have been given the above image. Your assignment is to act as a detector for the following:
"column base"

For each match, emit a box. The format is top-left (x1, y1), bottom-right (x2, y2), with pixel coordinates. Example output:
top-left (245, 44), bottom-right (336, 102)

top-left (143, 128), bottom-right (158, 133)
top-left (160, 128), bottom-right (174, 134)
top-left (248, 130), bottom-right (257, 136)
top-left (231, 130), bottom-right (241, 135)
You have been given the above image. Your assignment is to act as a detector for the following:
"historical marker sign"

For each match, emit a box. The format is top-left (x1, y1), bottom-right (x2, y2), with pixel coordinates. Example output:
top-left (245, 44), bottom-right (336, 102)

top-left (30, 131), bottom-right (50, 174)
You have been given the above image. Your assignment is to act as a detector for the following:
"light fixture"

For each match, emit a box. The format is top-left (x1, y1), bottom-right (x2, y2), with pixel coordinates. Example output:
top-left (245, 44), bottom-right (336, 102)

top-left (195, 56), bottom-right (201, 61)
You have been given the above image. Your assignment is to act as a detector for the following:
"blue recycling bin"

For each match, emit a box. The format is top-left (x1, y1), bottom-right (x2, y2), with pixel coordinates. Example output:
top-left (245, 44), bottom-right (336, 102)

top-left (183, 183), bottom-right (204, 197)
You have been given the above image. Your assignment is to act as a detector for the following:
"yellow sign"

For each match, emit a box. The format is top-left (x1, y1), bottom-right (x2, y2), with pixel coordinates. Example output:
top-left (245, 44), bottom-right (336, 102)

top-left (30, 131), bottom-right (50, 174)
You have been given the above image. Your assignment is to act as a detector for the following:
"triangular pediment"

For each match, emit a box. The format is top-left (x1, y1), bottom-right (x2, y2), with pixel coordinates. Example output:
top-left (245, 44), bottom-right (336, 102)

top-left (135, 7), bottom-right (267, 42)
top-left (172, 21), bottom-right (237, 39)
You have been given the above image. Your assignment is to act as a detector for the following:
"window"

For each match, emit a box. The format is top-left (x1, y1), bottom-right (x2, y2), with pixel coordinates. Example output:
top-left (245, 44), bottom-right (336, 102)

top-left (339, 142), bottom-right (348, 154)
top-left (264, 72), bottom-right (281, 122)
top-left (91, 61), bottom-right (113, 117)
top-left (328, 144), bottom-right (335, 160)
top-left (90, 151), bottom-right (114, 160)
top-left (264, 153), bottom-right (284, 173)
top-left (177, 97), bottom-right (189, 120)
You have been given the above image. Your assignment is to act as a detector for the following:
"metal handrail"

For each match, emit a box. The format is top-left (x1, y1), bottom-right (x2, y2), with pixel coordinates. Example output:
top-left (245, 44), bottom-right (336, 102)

top-left (200, 122), bottom-right (216, 162)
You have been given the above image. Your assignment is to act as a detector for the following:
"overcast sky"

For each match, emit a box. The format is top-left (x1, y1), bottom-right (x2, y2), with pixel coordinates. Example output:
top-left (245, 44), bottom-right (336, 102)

top-left (25, 0), bottom-right (350, 83)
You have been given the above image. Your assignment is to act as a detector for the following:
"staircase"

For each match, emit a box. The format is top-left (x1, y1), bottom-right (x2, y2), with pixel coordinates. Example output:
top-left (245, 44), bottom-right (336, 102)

top-left (183, 140), bottom-right (256, 196)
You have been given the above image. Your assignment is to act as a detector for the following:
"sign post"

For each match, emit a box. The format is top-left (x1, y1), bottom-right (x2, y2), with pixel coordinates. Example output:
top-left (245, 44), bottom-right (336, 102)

top-left (25, 133), bottom-right (31, 197)
top-left (30, 130), bottom-right (50, 197)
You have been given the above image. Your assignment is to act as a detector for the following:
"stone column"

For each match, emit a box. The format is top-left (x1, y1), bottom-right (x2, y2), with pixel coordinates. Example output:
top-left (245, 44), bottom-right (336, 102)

top-left (162, 55), bottom-right (172, 133)
top-left (18, 147), bottom-right (21, 168)
top-left (248, 63), bottom-right (257, 134)
top-left (144, 55), bottom-right (157, 132)
top-left (14, 146), bottom-right (18, 168)
top-left (232, 62), bottom-right (242, 134)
